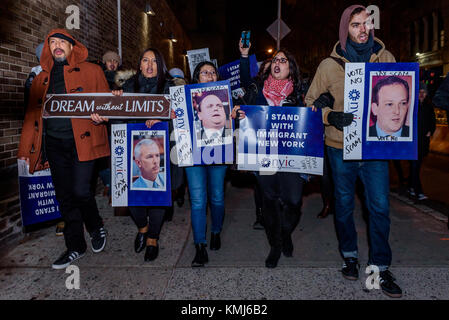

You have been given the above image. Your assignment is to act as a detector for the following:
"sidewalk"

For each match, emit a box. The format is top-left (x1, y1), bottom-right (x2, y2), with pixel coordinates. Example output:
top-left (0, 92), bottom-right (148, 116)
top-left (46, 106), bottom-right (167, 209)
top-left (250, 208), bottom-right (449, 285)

top-left (1, 181), bottom-right (449, 300)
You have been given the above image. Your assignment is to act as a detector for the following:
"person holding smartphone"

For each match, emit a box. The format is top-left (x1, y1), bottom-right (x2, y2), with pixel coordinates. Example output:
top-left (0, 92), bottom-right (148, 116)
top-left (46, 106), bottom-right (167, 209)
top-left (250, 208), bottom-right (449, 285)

top-left (232, 40), bottom-right (306, 268)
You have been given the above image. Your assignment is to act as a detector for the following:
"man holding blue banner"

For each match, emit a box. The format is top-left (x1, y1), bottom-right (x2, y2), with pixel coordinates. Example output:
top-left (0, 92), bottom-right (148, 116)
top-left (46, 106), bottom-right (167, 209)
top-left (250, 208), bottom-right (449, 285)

top-left (305, 5), bottom-right (402, 298)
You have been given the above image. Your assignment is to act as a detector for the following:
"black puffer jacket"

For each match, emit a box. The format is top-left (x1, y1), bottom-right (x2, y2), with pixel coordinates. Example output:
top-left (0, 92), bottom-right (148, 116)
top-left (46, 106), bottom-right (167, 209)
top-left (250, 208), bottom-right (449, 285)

top-left (120, 74), bottom-right (184, 190)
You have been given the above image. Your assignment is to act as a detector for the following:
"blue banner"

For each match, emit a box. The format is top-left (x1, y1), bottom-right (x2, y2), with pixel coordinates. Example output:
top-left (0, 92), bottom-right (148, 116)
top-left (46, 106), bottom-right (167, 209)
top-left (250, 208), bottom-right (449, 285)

top-left (343, 62), bottom-right (419, 160)
top-left (17, 160), bottom-right (61, 226)
top-left (237, 106), bottom-right (324, 175)
top-left (218, 55), bottom-right (258, 99)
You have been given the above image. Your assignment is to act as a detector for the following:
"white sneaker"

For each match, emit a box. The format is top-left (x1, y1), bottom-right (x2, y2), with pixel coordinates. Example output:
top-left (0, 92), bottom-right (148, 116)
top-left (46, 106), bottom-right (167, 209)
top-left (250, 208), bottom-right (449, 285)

top-left (417, 193), bottom-right (428, 201)
top-left (407, 188), bottom-right (416, 196)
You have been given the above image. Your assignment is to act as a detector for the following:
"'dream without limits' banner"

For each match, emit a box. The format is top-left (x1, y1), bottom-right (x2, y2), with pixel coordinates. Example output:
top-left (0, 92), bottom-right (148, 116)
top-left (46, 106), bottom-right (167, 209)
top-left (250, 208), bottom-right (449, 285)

top-left (43, 93), bottom-right (170, 119)
top-left (237, 105), bottom-right (324, 175)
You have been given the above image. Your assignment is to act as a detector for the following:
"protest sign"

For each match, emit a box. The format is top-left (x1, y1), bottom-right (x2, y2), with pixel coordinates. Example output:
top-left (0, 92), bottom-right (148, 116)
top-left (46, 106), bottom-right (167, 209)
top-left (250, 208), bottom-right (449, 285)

top-left (111, 122), bottom-right (171, 207)
top-left (187, 48), bottom-right (210, 78)
top-left (343, 62), bottom-right (419, 160)
top-left (237, 105), bottom-right (324, 175)
top-left (218, 54), bottom-right (258, 99)
top-left (17, 159), bottom-right (61, 226)
top-left (170, 81), bottom-right (234, 166)
top-left (43, 93), bottom-right (170, 119)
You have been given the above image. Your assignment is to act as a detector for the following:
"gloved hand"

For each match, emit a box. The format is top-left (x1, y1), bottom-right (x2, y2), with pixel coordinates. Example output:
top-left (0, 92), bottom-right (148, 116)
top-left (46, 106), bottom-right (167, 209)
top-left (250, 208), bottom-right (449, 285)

top-left (313, 92), bottom-right (335, 109)
top-left (327, 111), bottom-right (354, 131)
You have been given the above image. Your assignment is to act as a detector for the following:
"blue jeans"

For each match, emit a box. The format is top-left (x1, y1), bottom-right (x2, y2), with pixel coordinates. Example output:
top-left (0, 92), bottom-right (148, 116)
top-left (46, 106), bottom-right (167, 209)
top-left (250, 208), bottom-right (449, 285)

top-left (185, 165), bottom-right (227, 244)
top-left (327, 146), bottom-right (392, 270)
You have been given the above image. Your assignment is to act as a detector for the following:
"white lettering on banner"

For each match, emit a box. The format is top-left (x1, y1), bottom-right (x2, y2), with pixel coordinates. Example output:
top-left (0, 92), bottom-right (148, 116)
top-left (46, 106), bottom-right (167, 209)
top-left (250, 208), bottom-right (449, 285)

top-left (111, 124), bottom-right (128, 207)
top-left (170, 86), bottom-right (193, 167)
top-left (343, 63), bottom-right (365, 160)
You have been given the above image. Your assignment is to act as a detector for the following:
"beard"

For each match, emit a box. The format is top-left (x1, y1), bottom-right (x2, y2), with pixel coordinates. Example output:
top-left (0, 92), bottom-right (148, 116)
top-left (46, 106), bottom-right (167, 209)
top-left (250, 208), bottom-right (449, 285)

top-left (54, 56), bottom-right (67, 62)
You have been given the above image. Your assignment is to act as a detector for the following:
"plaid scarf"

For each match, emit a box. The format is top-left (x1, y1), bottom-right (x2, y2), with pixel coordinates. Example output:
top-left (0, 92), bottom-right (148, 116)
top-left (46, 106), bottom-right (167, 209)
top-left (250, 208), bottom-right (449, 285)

top-left (262, 75), bottom-right (294, 106)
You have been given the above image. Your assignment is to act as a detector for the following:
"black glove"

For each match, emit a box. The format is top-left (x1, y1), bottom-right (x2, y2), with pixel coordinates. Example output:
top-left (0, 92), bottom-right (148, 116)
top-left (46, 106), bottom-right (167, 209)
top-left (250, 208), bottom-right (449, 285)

top-left (327, 111), bottom-right (354, 131)
top-left (313, 92), bottom-right (334, 109)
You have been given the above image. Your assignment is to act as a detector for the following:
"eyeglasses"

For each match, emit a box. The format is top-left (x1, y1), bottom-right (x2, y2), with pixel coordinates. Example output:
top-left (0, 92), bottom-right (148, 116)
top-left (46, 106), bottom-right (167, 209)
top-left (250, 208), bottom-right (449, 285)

top-left (200, 70), bottom-right (217, 76)
top-left (272, 57), bottom-right (288, 64)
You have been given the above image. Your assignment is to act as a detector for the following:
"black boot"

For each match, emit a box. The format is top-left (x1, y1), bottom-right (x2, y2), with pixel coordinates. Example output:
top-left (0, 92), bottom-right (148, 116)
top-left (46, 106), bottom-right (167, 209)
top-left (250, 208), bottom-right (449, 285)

top-left (253, 207), bottom-right (264, 230)
top-left (282, 234), bottom-right (293, 257)
top-left (191, 244), bottom-right (208, 267)
top-left (265, 246), bottom-right (281, 268)
top-left (210, 232), bottom-right (221, 250)
top-left (164, 206), bottom-right (174, 222)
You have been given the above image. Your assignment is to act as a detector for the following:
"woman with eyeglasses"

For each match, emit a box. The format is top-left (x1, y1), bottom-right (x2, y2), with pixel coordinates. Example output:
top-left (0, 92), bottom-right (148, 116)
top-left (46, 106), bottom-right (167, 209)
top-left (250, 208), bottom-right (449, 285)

top-left (186, 61), bottom-right (229, 267)
top-left (107, 48), bottom-right (183, 262)
top-left (232, 45), bottom-right (306, 268)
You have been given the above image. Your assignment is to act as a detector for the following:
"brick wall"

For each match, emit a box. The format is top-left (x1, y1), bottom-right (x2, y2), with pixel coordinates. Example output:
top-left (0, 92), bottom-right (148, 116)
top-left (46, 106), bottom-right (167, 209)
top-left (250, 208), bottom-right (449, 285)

top-left (0, 0), bottom-right (191, 247)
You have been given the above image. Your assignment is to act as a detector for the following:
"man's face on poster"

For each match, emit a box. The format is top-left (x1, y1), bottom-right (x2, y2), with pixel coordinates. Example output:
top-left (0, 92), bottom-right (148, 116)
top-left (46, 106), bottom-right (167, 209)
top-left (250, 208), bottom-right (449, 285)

top-left (372, 83), bottom-right (410, 135)
top-left (197, 94), bottom-right (226, 131)
top-left (135, 142), bottom-right (160, 182)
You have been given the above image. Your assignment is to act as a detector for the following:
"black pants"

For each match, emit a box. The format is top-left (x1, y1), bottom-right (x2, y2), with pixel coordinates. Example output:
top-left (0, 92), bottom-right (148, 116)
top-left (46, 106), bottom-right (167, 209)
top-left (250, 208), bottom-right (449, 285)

top-left (408, 159), bottom-right (423, 194)
top-left (256, 172), bottom-right (304, 248)
top-left (320, 147), bottom-right (334, 206)
top-left (129, 206), bottom-right (165, 239)
top-left (46, 136), bottom-right (103, 253)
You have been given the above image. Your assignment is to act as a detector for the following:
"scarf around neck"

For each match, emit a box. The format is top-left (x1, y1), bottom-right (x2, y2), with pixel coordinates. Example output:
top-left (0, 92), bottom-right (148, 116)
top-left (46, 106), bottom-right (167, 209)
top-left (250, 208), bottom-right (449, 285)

top-left (262, 74), bottom-right (294, 106)
top-left (343, 33), bottom-right (375, 63)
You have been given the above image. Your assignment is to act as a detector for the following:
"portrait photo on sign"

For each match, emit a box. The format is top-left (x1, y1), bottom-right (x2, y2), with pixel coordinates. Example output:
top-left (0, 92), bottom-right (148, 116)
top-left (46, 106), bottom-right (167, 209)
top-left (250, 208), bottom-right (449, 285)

top-left (366, 73), bottom-right (414, 142)
top-left (130, 130), bottom-right (166, 192)
top-left (190, 86), bottom-right (233, 147)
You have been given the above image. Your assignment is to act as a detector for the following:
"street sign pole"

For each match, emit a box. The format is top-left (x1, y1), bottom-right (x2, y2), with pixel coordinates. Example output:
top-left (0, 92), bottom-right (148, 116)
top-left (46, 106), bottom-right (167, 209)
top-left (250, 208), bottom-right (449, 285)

top-left (277, 0), bottom-right (281, 50)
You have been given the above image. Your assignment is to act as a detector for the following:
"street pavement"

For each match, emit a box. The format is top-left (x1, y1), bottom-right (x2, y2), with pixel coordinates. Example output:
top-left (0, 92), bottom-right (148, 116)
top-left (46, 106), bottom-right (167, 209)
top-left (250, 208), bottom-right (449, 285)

top-left (0, 174), bottom-right (449, 300)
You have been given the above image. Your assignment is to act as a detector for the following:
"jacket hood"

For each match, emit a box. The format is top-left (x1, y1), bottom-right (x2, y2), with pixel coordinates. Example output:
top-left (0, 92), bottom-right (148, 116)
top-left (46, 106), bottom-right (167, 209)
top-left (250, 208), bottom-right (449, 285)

top-left (331, 37), bottom-right (385, 62)
top-left (339, 4), bottom-right (375, 53)
top-left (40, 28), bottom-right (88, 72)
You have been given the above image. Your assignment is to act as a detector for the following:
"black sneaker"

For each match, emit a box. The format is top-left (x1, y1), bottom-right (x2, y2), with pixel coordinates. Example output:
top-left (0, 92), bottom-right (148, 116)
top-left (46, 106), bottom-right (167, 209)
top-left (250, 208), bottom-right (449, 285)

top-left (379, 270), bottom-right (403, 298)
top-left (90, 227), bottom-right (107, 253)
top-left (341, 257), bottom-right (359, 280)
top-left (52, 250), bottom-right (85, 269)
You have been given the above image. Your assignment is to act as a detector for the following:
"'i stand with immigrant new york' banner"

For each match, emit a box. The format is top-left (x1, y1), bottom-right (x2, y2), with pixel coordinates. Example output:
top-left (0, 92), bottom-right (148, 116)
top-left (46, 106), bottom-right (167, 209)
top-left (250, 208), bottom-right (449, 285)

top-left (237, 106), bottom-right (324, 175)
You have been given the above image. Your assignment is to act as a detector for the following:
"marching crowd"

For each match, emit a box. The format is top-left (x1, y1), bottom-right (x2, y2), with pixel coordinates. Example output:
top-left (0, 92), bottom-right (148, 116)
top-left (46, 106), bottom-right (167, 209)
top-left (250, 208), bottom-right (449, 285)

top-left (19, 4), bottom-right (448, 299)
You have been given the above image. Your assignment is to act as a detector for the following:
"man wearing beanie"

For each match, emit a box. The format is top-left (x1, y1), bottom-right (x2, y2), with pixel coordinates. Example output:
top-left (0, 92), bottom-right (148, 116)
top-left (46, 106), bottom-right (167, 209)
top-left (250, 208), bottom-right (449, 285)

top-left (18, 29), bottom-right (110, 269)
top-left (102, 50), bottom-right (120, 89)
top-left (305, 5), bottom-right (402, 298)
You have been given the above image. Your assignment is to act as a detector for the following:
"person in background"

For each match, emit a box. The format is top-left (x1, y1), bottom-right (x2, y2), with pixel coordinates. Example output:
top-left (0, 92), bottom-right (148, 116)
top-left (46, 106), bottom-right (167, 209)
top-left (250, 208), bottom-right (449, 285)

top-left (102, 50), bottom-right (121, 90)
top-left (407, 82), bottom-right (436, 201)
top-left (237, 41), bottom-right (270, 230)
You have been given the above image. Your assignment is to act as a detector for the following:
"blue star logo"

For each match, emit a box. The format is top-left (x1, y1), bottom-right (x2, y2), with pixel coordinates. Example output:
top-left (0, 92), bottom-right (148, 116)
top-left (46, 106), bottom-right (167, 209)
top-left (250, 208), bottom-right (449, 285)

top-left (175, 108), bottom-right (184, 118)
top-left (115, 146), bottom-right (124, 156)
top-left (349, 89), bottom-right (360, 101)
top-left (260, 158), bottom-right (271, 168)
